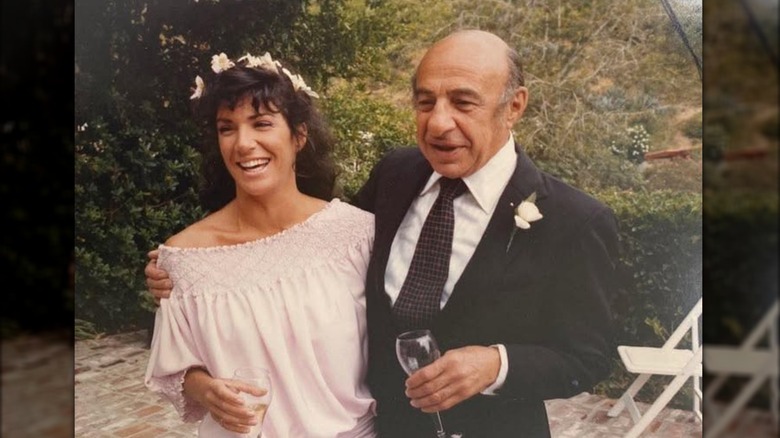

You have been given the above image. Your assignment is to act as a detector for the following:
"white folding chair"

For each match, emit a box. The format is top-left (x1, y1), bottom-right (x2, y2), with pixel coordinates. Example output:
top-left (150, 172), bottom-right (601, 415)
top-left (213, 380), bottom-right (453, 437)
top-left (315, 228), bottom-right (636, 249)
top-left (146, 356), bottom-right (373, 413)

top-left (703, 299), bottom-right (779, 438)
top-left (607, 297), bottom-right (703, 438)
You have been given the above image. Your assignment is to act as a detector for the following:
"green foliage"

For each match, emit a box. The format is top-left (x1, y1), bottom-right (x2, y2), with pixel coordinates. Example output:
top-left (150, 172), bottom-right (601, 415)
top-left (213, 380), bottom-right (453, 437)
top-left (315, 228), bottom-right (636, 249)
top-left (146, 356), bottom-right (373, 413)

top-left (75, 319), bottom-right (103, 341)
top-left (610, 125), bottom-right (651, 164)
top-left (75, 119), bottom-right (204, 332)
top-left (322, 85), bottom-right (415, 199)
top-left (594, 189), bottom-right (702, 407)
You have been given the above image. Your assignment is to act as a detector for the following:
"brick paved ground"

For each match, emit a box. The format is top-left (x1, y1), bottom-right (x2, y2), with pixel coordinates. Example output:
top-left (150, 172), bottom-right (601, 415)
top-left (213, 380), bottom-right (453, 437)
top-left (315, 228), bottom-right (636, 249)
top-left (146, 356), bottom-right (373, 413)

top-left (72, 330), bottom-right (705, 437)
top-left (3, 330), bottom-right (774, 437)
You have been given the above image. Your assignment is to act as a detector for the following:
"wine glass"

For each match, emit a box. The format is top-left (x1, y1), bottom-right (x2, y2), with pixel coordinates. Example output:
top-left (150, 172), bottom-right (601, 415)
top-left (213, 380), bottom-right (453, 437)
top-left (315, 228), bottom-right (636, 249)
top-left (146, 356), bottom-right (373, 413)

top-left (396, 329), bottom-right (447, 438)
top-left (233, 367), bottom-right (273, 438)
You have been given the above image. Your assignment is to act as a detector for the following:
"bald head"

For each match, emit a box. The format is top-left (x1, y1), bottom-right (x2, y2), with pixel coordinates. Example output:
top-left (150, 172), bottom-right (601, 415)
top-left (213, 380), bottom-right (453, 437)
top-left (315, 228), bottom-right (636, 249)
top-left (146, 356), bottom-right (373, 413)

top-left (409, 29), bottom-right (529, 179)
top-left (413, 30), bottom-right (524, 102)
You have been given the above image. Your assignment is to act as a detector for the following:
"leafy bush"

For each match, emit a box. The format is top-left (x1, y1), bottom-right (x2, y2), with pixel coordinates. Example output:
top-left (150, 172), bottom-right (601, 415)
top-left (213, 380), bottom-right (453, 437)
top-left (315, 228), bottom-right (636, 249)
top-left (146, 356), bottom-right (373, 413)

top-left (610, 125), bottom-right (651, 164)
top-left (322, 85), bottom-right (416, 199)
top-left (594, 189), bottom-right (702, 407)
top-left (75, 119), bottom-right (204, 333)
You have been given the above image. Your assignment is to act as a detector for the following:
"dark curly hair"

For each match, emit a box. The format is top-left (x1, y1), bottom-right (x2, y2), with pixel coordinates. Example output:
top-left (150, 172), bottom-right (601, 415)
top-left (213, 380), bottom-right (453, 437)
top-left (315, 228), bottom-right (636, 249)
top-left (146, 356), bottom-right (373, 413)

top-left (191, 57), bottom-right (337, 212)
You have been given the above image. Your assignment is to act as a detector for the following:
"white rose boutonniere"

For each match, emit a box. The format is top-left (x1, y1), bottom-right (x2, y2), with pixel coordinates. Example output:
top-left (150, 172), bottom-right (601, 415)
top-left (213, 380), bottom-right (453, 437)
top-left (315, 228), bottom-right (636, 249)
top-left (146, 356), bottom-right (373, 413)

top-left (514, 192), bottom-right (543, 229)
top-left (506, 192), bottom-right (542, 252)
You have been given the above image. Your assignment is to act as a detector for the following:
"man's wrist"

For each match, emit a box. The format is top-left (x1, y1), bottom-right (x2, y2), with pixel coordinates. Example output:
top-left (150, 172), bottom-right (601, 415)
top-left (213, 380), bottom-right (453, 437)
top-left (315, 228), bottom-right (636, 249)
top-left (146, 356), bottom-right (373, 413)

top-left (481, 344), bottom-right (508, 396)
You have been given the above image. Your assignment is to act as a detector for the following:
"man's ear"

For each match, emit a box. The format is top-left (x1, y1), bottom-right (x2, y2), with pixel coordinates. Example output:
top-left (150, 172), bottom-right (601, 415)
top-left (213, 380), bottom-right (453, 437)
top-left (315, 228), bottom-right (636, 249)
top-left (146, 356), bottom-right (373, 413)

top-left (295, 123), bottom-right (309, 152)
top-left (505, 86), bottom-right (529, 128)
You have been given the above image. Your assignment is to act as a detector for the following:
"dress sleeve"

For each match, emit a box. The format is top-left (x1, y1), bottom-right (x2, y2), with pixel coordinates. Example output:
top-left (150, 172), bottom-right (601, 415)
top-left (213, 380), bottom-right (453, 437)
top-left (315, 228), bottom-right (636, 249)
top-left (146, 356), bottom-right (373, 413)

top-left (343, 211), bottom-right (375, 305)
top-left (144, 292), bottom-right (209, 423)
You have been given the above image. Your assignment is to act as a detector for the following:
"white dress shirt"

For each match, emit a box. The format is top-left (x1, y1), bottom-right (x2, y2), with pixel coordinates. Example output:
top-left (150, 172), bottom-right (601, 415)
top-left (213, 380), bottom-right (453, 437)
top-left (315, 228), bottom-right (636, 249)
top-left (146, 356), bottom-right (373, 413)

top-left (385, 136), bottom-right (517, 394)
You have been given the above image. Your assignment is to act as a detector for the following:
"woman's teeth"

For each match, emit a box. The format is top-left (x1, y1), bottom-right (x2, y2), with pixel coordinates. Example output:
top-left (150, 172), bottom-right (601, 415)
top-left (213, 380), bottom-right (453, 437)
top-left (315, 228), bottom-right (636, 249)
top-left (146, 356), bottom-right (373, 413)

top-left (238, 158), bottom-right (270, 171)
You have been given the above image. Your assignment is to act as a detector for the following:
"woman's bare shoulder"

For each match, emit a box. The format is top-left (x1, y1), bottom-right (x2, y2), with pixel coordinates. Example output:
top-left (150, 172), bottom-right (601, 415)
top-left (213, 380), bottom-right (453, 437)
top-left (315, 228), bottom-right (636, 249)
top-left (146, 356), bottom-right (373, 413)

top-left (164, 210), bottom-right (228, 248)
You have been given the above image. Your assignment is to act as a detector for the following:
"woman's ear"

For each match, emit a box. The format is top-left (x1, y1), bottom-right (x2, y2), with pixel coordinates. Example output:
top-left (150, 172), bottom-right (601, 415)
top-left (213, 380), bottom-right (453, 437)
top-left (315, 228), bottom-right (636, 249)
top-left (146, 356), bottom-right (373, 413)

top-left (295, 124), bottom-right (309, 152)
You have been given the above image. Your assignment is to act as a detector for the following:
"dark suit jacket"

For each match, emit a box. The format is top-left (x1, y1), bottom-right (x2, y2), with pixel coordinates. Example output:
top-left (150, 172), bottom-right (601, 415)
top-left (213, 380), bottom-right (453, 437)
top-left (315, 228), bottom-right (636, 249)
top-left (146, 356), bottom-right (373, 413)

top-left (353, 145), bottom-right (620, 438)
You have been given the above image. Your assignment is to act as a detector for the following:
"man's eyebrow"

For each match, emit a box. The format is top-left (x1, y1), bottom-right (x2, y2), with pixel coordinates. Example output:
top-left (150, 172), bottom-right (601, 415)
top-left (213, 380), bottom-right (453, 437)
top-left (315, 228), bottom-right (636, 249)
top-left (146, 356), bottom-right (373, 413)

top-left (413, 88), bottom-right (434, 98)
top-left (413, 87), bottom-right (483, 101)
top-left (448, 88), bottom-right (482, 101)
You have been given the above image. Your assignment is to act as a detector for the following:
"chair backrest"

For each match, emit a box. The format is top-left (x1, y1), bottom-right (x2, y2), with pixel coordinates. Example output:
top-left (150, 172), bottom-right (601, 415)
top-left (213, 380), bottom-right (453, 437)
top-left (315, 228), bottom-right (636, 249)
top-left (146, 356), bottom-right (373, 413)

top-left (661, 297), bottom-right (703, 351)
top-left (739, 300), bottom-right (779, 350)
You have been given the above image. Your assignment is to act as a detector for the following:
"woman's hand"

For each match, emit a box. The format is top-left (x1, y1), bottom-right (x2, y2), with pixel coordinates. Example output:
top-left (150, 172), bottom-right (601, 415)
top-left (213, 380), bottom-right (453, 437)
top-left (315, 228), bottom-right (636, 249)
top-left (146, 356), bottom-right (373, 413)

top-left (183, 368), bottom-right (267, 434)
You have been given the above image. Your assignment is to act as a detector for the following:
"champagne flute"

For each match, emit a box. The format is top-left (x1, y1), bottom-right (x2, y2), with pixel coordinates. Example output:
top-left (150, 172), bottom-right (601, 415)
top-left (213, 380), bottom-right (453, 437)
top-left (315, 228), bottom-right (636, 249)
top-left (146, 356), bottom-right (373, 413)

top-left (233, 367), bottom-right (272, 438)
top-left (396, 329), bottom-right (447, 438)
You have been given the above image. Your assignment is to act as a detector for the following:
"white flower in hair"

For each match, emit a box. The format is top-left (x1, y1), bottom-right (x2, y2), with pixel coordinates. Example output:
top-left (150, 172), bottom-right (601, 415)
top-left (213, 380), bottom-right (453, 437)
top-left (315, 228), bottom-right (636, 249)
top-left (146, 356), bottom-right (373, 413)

top-left (238, 52), bottom-right (276, 71)
top-left (211, 53), bottom-right (235, 73)
top-left (198, 51), bottom-right (319, 99)
top-left (190, 75), bottom-right (204, 100)
top-left (237, 53), bottom-right (258, 64)
top-left (282, 68), bottom-right (320, 98)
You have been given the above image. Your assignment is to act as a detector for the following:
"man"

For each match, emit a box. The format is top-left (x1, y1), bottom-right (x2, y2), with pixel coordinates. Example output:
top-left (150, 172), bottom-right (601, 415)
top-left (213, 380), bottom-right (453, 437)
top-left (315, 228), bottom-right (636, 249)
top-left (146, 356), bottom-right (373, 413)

top-left (147, 30), bottom-right (619, 437)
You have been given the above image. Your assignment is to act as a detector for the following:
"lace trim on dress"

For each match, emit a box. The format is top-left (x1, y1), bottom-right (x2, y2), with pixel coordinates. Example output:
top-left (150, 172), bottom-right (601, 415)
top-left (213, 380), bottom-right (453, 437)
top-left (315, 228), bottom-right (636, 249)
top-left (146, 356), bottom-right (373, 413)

top-left (157, 200), bottom-right (374, 301)
top-left (147, 370), bottom-right (208, 423)
top-left (159, 198), bottom-right (340, 254)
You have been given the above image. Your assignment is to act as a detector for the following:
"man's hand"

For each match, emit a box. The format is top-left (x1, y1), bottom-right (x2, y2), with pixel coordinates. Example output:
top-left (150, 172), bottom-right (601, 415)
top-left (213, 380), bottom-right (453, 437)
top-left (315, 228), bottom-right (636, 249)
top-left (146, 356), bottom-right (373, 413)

top-left (404, 345), bottom-right (501, 413)
top-left (145, 249), bottom-right (173, 304)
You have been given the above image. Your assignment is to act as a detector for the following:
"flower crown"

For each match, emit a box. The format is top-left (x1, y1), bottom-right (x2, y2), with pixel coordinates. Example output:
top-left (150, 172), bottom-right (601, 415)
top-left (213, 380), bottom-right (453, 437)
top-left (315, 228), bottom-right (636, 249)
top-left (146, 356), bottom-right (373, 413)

top-left (189, 52), bottom-right (319, 100)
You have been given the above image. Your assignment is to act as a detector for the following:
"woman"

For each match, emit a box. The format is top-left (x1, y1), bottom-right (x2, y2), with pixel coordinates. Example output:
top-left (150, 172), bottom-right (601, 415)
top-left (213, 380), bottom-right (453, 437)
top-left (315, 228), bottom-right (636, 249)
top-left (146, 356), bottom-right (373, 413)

top-left (144, 52), bottom-right (376, 437)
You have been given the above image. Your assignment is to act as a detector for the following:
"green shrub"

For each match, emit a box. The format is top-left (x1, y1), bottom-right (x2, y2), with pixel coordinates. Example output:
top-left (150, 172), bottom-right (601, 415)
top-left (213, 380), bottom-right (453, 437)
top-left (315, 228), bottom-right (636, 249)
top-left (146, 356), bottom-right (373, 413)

top-left (610, 125), bottom-right (651, 164)
top-left (321, 85), bottom-right (416, 200)
top-left (594, 189), bottom-right (702, 407)
top-left (75, 119), bottom-right (204, 333)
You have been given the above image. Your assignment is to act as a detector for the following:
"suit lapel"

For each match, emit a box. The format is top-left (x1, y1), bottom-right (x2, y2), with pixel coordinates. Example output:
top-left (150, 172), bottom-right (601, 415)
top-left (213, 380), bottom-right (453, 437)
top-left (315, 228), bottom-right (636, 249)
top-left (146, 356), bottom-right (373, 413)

top-left (440, 145), bottom-right (548, 317)
top-left (372, 152), bottom-right (433, 300)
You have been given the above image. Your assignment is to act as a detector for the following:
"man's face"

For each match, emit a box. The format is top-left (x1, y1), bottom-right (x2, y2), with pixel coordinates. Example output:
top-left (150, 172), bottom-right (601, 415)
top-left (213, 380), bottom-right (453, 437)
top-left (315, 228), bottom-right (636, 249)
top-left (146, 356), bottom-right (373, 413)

top-left (413, 34), bottom-right (528, 179)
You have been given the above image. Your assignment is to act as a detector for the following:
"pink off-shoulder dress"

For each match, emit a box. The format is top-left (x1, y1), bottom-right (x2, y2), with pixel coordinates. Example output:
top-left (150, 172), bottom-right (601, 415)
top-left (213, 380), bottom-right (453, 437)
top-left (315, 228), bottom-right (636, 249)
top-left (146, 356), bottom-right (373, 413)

top-left (144, 199), bottom-right (377, 437)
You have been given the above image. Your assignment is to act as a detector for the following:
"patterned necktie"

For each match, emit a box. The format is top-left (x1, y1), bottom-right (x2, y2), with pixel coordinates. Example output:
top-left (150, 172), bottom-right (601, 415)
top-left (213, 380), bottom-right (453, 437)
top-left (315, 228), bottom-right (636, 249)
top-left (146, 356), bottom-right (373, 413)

top-left (393, 177), bottom-right (468, 331)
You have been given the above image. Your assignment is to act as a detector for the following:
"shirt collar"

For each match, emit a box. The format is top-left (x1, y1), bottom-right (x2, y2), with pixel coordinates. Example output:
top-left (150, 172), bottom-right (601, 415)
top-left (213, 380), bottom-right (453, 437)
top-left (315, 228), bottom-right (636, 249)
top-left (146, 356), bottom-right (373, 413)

top-left (420, 136), bottom-right (518, 214)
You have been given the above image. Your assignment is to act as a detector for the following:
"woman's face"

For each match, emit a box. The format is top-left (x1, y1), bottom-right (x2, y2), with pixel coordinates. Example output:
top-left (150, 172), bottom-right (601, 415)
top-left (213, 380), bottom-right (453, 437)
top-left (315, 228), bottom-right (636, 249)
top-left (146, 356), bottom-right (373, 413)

top-left (216, 97), bottom-right (305, 200)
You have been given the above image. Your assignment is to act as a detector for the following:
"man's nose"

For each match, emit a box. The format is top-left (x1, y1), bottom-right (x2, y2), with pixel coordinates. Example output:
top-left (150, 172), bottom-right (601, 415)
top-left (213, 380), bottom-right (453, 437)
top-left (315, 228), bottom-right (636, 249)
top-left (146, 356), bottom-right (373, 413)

top-left (426, 102), bottom-right (456, 135)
